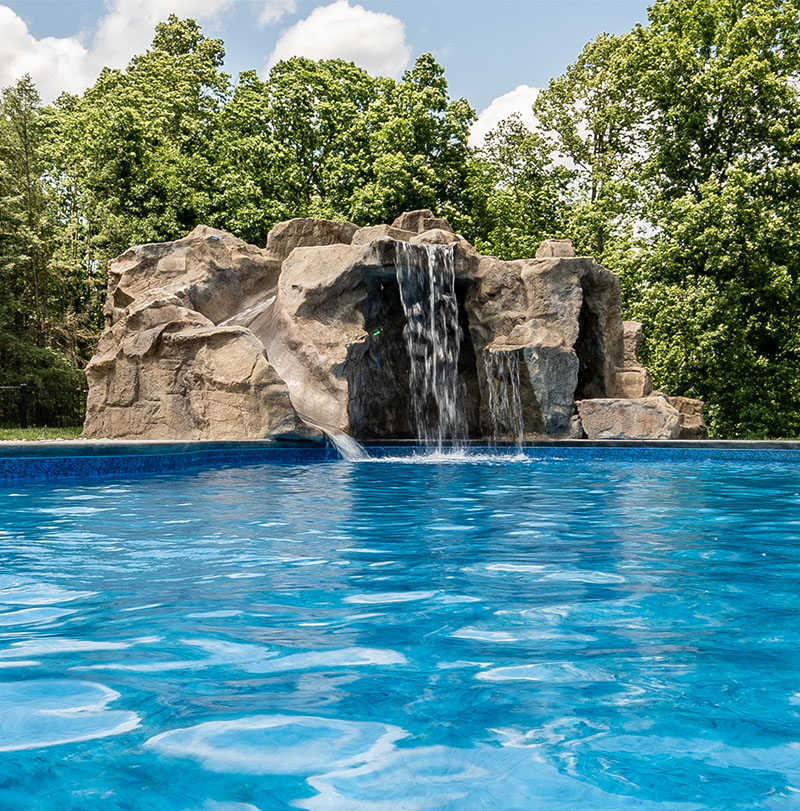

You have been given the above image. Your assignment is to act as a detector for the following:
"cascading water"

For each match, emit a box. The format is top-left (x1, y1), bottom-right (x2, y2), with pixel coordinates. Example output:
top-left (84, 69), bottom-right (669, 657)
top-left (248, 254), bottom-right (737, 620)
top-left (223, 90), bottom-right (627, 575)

top-left (395, 242), bottom-right (464, 449)
top-left (323, 427), bottom-right (369, 461)
top-left (484, 349), bottom-right (525, 449)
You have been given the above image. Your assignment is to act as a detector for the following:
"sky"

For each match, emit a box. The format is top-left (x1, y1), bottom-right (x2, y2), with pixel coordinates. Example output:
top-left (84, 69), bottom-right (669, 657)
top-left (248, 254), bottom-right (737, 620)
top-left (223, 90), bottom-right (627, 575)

top-left (0, 0), bottom-right (652, 144)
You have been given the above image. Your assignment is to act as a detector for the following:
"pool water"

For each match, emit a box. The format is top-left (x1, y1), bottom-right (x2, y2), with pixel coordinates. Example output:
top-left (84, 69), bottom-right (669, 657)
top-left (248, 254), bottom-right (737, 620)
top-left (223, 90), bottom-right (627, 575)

top-left (1, 454), bottom-right (800, 809)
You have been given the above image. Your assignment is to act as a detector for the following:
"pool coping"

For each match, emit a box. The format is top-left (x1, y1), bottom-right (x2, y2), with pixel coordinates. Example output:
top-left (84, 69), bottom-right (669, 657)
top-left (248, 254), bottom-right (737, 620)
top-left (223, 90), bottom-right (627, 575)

top-left (0, 437), bottom-right (799, 483)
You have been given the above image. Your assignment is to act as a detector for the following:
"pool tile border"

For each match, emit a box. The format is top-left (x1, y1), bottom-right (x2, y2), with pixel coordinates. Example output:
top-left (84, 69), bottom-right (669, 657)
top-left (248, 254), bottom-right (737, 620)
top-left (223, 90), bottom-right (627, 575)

top-left (0, 438), bottom-right (798, 483)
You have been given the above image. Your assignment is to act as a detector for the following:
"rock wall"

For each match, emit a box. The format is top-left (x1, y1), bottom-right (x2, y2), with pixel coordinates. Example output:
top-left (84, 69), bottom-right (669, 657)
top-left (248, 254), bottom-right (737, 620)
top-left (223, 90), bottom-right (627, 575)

top-left (83, 211), bottom-right (706, 441)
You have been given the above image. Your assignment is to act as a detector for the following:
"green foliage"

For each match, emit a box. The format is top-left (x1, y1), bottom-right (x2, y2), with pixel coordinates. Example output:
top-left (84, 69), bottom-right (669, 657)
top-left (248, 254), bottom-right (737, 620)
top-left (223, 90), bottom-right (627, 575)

top-left (625, 0), bottom-right (800, 437)
top-left (463, 115), bottom-right (571, 258)
top-left (211, 53), bottom-right (474, 244)
top-left (535, 33), bottom-right (641, 260)
top-left (0, 76), bottom-right (90, 388)
top-left (527, 0), bottom-right (800, 437)
top-left (51, 16), bottom-right (230, 262)
top-left (0, 76), bottom-right (49, 343)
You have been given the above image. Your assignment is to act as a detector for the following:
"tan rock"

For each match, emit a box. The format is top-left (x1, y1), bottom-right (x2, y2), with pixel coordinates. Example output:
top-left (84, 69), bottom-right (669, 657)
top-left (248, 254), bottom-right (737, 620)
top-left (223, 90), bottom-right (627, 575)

top-left (667, 395), bottom-right (708, 439)
top-left (535, 239), bottom-right (577, 258)
top-left (351, 224), bottom-right (415, 245)
top-left (391, 209), bottom-right (454, 234)
top-left (85, 227), bottom-right (310, 440)
top-left (105, 225), bottom-right (281, 328)
top-left (615, 367), bottom-right (654, 398)
top-left (265, 217), bottom-right (358, 262)
top-left (622, 321), bottom-right (644, 366)
top-left (85, 216), bottom-right (702, 443)
top-left (577, 396), bottom-right (682, 439)
top-left (84, 301), bottom-right (308, 440)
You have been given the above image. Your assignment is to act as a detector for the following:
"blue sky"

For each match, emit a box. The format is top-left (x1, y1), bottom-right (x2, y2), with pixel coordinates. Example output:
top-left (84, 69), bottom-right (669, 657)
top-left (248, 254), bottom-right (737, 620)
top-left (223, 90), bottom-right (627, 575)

top-left (1, 0), bottom-right (652, 139)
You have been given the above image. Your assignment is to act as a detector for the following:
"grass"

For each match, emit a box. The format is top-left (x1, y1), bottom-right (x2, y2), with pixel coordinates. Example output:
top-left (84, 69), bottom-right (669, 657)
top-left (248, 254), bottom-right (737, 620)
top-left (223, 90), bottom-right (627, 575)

top-left (0, 426), bottom-right (83, 441)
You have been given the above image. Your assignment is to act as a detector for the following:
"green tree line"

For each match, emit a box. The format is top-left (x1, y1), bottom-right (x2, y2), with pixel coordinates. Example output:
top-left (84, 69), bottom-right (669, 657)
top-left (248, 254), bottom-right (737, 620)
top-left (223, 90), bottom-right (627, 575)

top-left (1, 0), bottom-right (798, 437)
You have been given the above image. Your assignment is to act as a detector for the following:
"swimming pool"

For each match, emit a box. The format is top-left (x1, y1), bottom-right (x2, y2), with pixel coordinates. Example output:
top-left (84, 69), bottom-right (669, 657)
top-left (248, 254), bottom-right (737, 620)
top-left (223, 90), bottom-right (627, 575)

top-left (1, 449), bottom-right (799, 809)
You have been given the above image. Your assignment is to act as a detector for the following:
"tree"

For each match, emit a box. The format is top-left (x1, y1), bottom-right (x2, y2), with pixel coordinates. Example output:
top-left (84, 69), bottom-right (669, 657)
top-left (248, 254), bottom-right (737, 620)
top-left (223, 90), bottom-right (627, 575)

top-left (463, 114), bottom-right (571, 259)
top-left (536, 0), bottom-right (800, 437)
top-left (212, 53), bottom-right (475, 243)
top-left (0, 76), bottom-right (49, 342)
top-left (626, 0), bottom-right (800, 437)
top-left (0, 75), bottom-right (88, 389)
top-left (50, 16), bottom-right (230, 268)
top-left (534, 32), bottom-right (641, 260)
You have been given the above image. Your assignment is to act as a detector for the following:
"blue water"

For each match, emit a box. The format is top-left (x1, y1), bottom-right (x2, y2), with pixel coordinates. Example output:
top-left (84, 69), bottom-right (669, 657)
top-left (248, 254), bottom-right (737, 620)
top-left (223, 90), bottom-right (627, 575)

top-left (1, 454), bottom-right (800, 809)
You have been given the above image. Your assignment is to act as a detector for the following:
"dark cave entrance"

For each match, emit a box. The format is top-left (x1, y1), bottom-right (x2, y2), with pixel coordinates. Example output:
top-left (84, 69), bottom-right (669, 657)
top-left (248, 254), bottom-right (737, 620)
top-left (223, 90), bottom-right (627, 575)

top-left (346, 268), bottom-right (480, 440)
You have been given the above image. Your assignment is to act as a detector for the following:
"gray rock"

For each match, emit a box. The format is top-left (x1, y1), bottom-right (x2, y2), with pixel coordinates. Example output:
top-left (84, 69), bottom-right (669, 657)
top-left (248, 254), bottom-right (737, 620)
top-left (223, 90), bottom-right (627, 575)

top-left (467, 255), bottom-right (619, 437)
top-left (577, 396), bottom-right (682, 439)
top-left (568, 414), bottom-right (585, 439)
top-left (574, 261), bottom-right (624, 399)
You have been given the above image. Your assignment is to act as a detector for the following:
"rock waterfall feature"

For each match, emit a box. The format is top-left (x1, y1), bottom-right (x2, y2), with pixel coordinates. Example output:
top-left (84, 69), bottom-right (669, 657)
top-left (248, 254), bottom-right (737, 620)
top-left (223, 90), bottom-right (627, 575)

top-left (83, 212), bottom-right (707, 442)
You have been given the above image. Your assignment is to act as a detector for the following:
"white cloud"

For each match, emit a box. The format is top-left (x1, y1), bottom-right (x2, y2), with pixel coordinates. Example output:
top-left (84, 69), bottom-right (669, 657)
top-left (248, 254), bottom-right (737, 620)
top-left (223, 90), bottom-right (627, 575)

top-left (468, 84), bottom-right (541, 148)
top-left (267, 0), bottom-right (410, 78)
top-left (0, 5), bottom-right (90, 99)
top-left (259, 0), bottom-right (297, 27)
top-left (0, 0), bottom-right (234, 102)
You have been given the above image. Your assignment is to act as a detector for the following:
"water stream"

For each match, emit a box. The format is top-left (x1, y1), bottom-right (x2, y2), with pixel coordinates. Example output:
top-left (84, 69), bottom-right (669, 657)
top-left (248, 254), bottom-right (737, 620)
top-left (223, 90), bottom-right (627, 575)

top-left (323, 427), bottom-right (369, 461)
top-left (484, 348), bottom-right (525, 448)
top-left (296, 415), bottom-right (369, 461)
top-left (395, 242), bottom-right (463, 449)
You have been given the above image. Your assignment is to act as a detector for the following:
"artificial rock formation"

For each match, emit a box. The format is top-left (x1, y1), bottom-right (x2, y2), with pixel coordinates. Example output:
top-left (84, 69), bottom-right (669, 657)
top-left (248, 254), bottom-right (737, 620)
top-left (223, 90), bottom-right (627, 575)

top-left (83, 211), bottom-right (707, 441)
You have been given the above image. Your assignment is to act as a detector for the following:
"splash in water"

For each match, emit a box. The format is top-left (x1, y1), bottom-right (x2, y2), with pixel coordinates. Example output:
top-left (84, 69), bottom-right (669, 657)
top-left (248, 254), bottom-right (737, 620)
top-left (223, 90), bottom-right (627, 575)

top-left (395, 242), bottom-right (463, 449)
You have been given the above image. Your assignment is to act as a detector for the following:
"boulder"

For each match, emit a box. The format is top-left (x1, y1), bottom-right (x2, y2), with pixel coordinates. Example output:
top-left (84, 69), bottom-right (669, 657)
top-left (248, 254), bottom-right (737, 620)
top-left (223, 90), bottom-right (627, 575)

top-left (467, 254), bottom-right (620, 437)
top-left (351, 224), bottom-right (415, 245)
top-left (265, 217), bottom-right (358, 262)
top-left (615, 320), bottom-right (653, 397)
top-left (577, 396), bottom-right (682, 440)
top-left (622, 321), bottom-right (644, 366)
top-left (262, 236), bottom-right (480, 437)
top-left (667, 395), bottom-right (708, 439)
top-left (535, 239), bottom-right (577, 258)
top-left (105, 225), bottom-right (281, 328)
top-left (391, 209), bottom-right (454, 235)
top-left (488, 327), bottom-right (579, 436)
top-left (574, 262), bottom-right (624, 399)
top-left (615, 367), bottom-right (654, 398)
top-left (83, 300), bottom-right (308, 440)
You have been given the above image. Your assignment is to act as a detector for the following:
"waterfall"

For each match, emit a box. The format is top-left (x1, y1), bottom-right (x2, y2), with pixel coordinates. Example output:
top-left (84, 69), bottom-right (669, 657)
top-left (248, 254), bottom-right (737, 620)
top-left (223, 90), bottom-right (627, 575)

top-left (296, 413), bottom-right (369, 461)
top-left (324, 427), bottom-right (369, 461)
top-left (484, 349), bottom-right (525, 448)
top-left (395, 242), bottom-right (463, 448)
